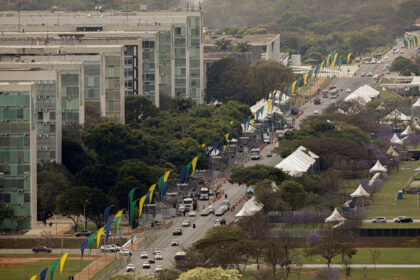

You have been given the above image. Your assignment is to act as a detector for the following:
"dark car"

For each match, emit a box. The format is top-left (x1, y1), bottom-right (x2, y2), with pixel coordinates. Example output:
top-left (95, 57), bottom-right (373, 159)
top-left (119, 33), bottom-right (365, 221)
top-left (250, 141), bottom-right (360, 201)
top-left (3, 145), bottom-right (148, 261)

top-left (75, 230), bottom-right (92, 237)
top-left (32, 246), bottom-right (52, 253)
top-left (394, 216), bottom-right (413, 223)
top-left (219, 218), bottom-right (227, 225)
top-left (314, 98), bottom-right (321, 105)
top-left (173, 228), bottom-right (183, 236)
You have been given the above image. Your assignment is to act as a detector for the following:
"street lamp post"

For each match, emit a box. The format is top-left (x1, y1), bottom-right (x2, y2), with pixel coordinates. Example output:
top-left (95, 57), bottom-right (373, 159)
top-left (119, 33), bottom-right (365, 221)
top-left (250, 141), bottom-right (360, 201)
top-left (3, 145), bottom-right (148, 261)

top-left (83, 199), bottom-right (88, 231)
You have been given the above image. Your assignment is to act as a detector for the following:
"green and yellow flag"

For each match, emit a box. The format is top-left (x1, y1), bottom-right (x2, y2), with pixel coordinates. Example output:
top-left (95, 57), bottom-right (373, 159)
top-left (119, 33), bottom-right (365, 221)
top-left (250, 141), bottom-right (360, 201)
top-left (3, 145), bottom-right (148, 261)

top-left (60, 253), bottom-right (69, 274)
top-left (139, 195), bottom-right (147, 217)
top-left (191, 157), bottom-right (199, 174)
top-left (331, 53), bottom-right (339, 70)
top-left (225, 133), bottom-right (229, 142)
top-left (291, 80), bottom-right (297, 94)
top-left (268, 99), bottom-right (273, 112)
top-left (97, 227), bottom-right (104, 248)
top-left (148, 184), bottom-right (156, 202)
top-left (115, 210), bottom-right (123, 219)
top-left (164, 171), bottom-right (171, 182)
top-left (114, 216), bottom-right (121, 233)
top-left (347, 52), bottom-right (352, 64)
top-left (30, 275), bottom-right (37, 280)
top-left (50, 259), bottom-right (59, 280)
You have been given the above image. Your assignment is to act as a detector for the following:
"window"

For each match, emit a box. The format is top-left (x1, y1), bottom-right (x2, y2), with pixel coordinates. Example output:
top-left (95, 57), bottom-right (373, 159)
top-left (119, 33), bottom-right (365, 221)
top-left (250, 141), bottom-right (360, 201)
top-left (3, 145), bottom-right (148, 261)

top-left (17, 108), bottom-right (23, 120)
top-left (175, 27), bottom-right (182, 35)
top-left (0, 193), bottom-right (11, 203)
top-left (37, 112), bottom-right (43, 121)
top-left (88, 89), bottom-right (95, 97)
top-left (24, 193), bottom-right (30, 203)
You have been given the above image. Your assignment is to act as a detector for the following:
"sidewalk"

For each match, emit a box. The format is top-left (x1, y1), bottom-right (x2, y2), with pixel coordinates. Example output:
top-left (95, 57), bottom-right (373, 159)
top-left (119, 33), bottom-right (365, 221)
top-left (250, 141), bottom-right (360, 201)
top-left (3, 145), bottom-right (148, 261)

top-left (246, 264), bottom-right (420, 269)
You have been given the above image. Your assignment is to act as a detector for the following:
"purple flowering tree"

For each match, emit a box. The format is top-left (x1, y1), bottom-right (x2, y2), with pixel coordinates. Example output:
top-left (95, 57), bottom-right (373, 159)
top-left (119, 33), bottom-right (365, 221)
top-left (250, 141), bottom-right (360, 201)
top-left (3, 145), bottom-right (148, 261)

top-left (311, 268), bottom-right (340, 280)
top-left (306, 230), bottom-right (322, 247)
top-left (376, 154), bottom-right (390, 167)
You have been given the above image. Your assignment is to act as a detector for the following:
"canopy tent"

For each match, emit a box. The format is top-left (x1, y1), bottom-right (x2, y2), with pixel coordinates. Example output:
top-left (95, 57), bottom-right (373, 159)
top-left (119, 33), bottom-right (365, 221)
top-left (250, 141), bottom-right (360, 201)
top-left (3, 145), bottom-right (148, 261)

top-left (413, 98), bottom-right (420, 108)
top-left (325, 208), bottom-right (347, 223)
top-left (344, 85), bottom-right (380, 104)
top-left (382, 110), bottom-right (411, 122)
top-left (350, 184), bottom-right (370, 198)
top-left (390, 134), bottom-right (403, 145)
top-left (275, 146), bottom-right (318, 177)
top-left (250, 90), bottom-right (288, 122)
top-left (235, 197), bottom-right (263, 217)
top-left (413, 122), bottom-right (420, 131)
top-left (370, 160), bottom-right (387, 173)
top-left (386, 146), bottom-right (399, 157)
top-left (401, 125), bottom-right (414, 137)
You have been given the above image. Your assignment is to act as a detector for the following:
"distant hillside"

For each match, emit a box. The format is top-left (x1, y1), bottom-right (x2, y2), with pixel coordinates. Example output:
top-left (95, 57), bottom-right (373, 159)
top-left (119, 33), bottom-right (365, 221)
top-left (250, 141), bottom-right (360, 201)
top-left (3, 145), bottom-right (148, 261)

top-left (203, 0), bottom-right (420, 59)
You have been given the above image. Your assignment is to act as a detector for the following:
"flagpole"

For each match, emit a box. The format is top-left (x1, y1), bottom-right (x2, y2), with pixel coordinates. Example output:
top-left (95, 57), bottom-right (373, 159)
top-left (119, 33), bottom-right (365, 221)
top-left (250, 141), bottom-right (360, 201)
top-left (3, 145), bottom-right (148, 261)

top-left (88, 251), bottom-right (90, 280)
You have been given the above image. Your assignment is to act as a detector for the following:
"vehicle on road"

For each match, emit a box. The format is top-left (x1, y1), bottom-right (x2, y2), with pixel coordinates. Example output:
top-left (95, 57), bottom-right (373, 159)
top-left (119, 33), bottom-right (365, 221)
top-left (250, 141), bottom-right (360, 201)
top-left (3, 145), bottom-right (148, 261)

top-left (199, 187), bottom-right (209, 200)
top-left (155, 253), bottom-right (163, 260)
top-left (367, 72), bottom-right (373, 77)
top-left (189, 211), bottom-right (196, 217)
top-left (263, 134), bottom-right (271, 144)
top-left (120, 249), bottom-right (132, 256)
top-left (182, 220), bottom-right (191, 227)
top-left (32, 246), bottom-right (52, 253)
top-left (222, 200), bottom-right (230, 207)
top-left (314, 98), bottom-right (321, 105)
top-left (101, 245), bottom-right (120, 253)
top-left (345, 88), bottom-right (351, 93)
top-left (219, 218), bottom-right (227, 225)
top-left (183, 198), bottom-right (193, 210)
top-left (321, 90), bottom-right (329, 98)
top-left (126, 264), bottom-right (135, 272)
top-left (246, 187), bottom-right (254, 199)
top-left (250, 148), bottom-right (261, 160)
top-left (74, 230), bottom-right (92, 237)
top-left (394, 216), bottom-right (413, 223)
top-left (372, 217), bottom-right (387, 223)
top-left (313, 110), bottom-right (319, 115)
top-left (361, 72), bottom-right (366, 77)
top-left (200, 209), bottom-right (209, 216)
top-left (171, 239), bottom-right (179, 246)
top-left (173, 228), bottom-right (183, 235)
top-left (140, 251), bottom-right (148, 259)
top-left (155, 265), bottom-right (163, 273)
top-left (174, 252), bottom-right (186, 263)
top-left (215, 221), bottom-right (221, 227)
top-left (266, 153), bottom-right (272, 157)
top-left (143, 262), bottom-right (150, 269)
top-left (148, 258), bottom-right (155, 264)
top-left (207, 205), bottom-right (215, 214)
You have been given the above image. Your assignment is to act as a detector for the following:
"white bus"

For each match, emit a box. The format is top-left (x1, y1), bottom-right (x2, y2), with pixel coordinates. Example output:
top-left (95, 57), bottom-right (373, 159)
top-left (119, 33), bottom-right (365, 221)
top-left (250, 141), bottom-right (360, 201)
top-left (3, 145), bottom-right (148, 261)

top-left (199, 187), bottom-right (209, 200)
top-left (183, 198), bottom-right (193, 209)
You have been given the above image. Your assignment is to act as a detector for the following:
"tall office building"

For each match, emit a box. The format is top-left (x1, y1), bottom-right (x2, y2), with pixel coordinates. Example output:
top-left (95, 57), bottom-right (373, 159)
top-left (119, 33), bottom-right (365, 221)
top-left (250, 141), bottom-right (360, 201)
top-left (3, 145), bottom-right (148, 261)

top-left (0, 82), bottom-right (37, 230)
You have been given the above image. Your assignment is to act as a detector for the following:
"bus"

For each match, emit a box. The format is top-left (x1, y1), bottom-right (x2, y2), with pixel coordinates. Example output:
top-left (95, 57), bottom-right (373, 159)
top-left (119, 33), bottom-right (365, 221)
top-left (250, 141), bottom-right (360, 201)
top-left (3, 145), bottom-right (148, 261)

top-left (250, 148), bottom-right (261, 160)
top-left (174, 251), bottom-right (186, 263)
top-left (199, 187), bottom-right (209, 200)
top-left (183, 198), bottom-right (193, 209)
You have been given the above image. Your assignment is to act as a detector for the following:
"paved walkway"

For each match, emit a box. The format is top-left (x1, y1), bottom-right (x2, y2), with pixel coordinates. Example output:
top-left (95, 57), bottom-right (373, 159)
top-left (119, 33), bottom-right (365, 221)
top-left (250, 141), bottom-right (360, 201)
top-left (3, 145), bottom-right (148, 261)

top-left (247, 264), bottom-right (420, 269)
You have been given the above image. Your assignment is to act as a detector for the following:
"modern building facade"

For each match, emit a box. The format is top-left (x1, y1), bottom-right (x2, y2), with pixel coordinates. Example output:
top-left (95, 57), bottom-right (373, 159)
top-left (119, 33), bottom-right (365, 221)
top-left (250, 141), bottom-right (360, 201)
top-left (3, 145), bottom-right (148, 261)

top-left (0, 82), bottom-right (37, 230)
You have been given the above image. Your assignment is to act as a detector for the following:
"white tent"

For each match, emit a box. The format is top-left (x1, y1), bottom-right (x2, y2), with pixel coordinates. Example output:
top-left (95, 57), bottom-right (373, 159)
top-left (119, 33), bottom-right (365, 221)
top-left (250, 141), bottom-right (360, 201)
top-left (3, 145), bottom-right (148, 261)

top-left (325, 208), bottom-right (347, 223)
top-left (401, 125), bottom-right (414, 137)
top-left (370, 160), bottom-right (387, 173)
top-left (383, 110), bottom-right (411, 122)
top-left (413, 122), bottom-right (420, 131)
top-left (344, 85), bottom-right (380, 104)
top-left (390, 134), bottom-right (403, 145)
top-left (350, 184), bottom-right (370, 198)
top-left (275, 146), bottom-right (318, 177)
top-left (386, 146), bottom-right (399, 157)
top-left (413, 98), bottom-right (420, 108)
top-left (235, 197), bottom-right (263, 217)
top-left (250, 90), bottom-right (288, 122)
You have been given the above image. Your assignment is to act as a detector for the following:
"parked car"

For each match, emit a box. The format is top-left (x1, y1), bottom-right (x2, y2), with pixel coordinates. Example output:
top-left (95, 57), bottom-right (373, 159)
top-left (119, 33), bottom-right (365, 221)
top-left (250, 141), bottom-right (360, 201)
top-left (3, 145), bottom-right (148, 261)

top-left (372, 217), bottom-right (387, 223)
top-left (173, 228), bottom-right (183, 236)
top-left (32, 246), bottom-right (52, 253)
top-left (171, 240), bottom-right (179, 246)
top-left (182, 220), bottom-right (191, 227)
top-left (142, 262), bottom-right (150, 269)
top-left (74, 230), bottom-right (92, 237)
top-left (126, 264), bottom-right (135, 272)
top-left (155, 265), bottom-right (163, 273)
top-left (120, 249), bottom-right (132, 256)
top-left (394, 216), bottom-right (413, 223)
top-left (101, 245), bottom-right (121, 253)
top-left (140, 251), bottom-right (148, 259)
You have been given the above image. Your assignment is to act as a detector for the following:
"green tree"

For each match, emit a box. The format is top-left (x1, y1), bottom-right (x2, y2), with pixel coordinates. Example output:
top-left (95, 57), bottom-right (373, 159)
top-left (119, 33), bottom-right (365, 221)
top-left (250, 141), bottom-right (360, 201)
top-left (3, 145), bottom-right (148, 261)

top-left (348, 34), bottom-right (371, 56)
top-left (391, 56), bottom-right (419, 75)
top-left (62, 137), bottom-right (96, 174)
top-left (254, 179), bottom-right (287, 213)
top-left (234, 42), bottom-right (252, 53)
top-left (278, 180), bottom-right (306, 211)
top-left (125, 95), bottom-right (159, 128)
top-left (75, 164), bottom-right (118, 193)
top-left (215, 38), bottom-right (233, 51)
top-left (157, 269), bottom-right (181, 280)
top-left (229, 165), bottom-right (289, 186)
top-left (56, 186), bottom-right (90, 232)
top-left (108, 176), bottom-right (147, 208)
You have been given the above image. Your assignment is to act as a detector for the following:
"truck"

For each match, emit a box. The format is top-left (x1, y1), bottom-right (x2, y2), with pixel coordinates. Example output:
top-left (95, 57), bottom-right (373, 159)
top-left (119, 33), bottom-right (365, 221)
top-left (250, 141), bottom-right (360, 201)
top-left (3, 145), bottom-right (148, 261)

top-left (199, 187), bottom-right (209, 200)
top-left (250, 148), bottom-right (261, 160)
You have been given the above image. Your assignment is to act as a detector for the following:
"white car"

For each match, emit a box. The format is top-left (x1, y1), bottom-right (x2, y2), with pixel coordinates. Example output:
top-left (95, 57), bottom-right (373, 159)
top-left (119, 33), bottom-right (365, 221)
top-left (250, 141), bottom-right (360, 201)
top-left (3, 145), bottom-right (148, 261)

top-left (143, 261), bottom-right (150, 269)
top-left (313, 110), bottom-right (319, 115)
top-left (126, 264), bottom-right (135, 272)
top-left (345, 88), bottom-right (351, 93)
top-left (200, 209), bottom-right (209, 216)
top-left (155, 265), bottom-right (163, 273)
top-left (155, 253), bottom-right (163, 260)
top-left (171, 240), bottom-right (179, 246)
top-left (140, 251), bottom-right (148, 259)
top-left (215, 221), bottom-right (221, 227)
top-left (189, 211), bottom-right (196, 217)
top-left (182, 220), bottom-right (191, 227)
top-left (120, 249), bottom-right (132, 256)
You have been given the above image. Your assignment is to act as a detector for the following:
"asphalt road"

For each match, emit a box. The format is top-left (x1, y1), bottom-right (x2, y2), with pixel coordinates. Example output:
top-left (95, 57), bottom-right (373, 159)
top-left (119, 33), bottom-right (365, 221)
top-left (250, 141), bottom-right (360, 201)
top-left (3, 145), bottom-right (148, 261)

top-left (118, 143), bottom-right (281, 277)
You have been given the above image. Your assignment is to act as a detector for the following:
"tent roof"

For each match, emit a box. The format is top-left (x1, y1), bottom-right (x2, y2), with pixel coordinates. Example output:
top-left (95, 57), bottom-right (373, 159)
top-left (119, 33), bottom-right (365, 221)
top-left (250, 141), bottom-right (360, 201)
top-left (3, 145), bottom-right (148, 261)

top-left (386, 146), bottom-right (399, 157)
top-left (413, 122), bottom-right (420, 131)
top-left (413, 98), bottom-right (420, 107)
top-left (370, 160), bottom-right (388, 173)
top-left (401, 125), bottom-right (414, 137)
top-left (383, 110), bottom-right (411, 121)
top-left (275, 146), bottom-right (317, 177)
top-left (350, 184), bottom-right (370, 198)
top-left (325, 208), bottom-right (347, 223)
top-left (390, 134), bottom-right (403, 145)
top-left (344, 85), bottom-right (380, 104)
top-left (235, 197), bottom-right (263, 217)
top-left (250, 90), bottom-right (289, 121)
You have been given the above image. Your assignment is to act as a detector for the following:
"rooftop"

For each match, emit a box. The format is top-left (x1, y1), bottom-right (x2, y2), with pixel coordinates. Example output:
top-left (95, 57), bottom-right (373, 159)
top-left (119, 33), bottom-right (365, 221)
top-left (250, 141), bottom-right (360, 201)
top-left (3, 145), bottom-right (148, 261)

top-left (203, 34), bottom-right (280, 47)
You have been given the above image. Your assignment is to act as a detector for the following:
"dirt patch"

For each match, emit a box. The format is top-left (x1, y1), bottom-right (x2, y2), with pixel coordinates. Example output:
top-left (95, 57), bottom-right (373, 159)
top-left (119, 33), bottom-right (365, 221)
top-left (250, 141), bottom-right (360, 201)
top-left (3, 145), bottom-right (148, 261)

top-left (0, 255), bottom-right (96, 268)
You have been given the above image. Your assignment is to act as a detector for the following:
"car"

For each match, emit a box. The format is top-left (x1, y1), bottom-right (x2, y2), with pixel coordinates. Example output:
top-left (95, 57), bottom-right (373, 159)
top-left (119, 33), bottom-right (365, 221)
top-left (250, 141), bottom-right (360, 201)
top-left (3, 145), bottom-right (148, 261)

top-left (148, 258), bottom-right (155, 264)
top-left (189, 211), bottom-right (196, 217)
top-left (155, 265), bottom-right (164, 273)
top-left (208, 205), bottom-right (215, 214)
top-left (219, 218), bottom-right (227, 225)
top-left (200, 209), bottom-right (209, 216)
top-left (173, 228), bottom-right (183, 236)
top-left (140, 251), bottom-right (148, 259)
top-left (182, 220), bottom-right (191, 227)
top-left (384, 55), bottom-right (389, 59)
top-left (321, 90), bottom-right (329, 98)
top-left (394, 216), bottom-right (413, 223)
top-left (214, 221), bottom-right (221, 227)
top-left (126, 264), bottom-right (135, 272)
top-left (382, 66), bottom-right (388, 71)
top-left (372, 217), bottom-right (387, 223)
top-left (313, 110), bottom-right (319, 115)
top-left (101, 245), bottom-right (120, 252)
top-left (143, 262), bottom-right (150, 269)
top-left (377, 60), bottom-right (382, 64)
top-left (314, 98), bottom-right (321, 105)
top-left (345, 88), bottom-right (351, 93)
top-left (152, 248), bottom-right (162, 255)
top-left (171, 239), bottom-right (179, 246)
top-left (155, 253), bottom-right (163, 260)
top-left (32, 246), bottom-right (52, 253)
top-left (367, 72), bottom-right (373, 77)
top-left (360, 72), bottom-right (366, 77)
top-left (120, 249), bottom-right (132, 256)
top-left (266, 153), bottom-right (272, 157)
top-left (74, 230), bottom-right (92, 237)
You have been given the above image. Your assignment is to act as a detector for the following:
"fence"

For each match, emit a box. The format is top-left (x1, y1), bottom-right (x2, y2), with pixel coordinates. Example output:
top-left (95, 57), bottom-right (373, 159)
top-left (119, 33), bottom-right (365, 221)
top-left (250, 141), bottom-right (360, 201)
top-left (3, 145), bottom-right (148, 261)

top-left (359, 228), bottom-right (420, 237)
top-left (94, 257), bottom-right (128, 280)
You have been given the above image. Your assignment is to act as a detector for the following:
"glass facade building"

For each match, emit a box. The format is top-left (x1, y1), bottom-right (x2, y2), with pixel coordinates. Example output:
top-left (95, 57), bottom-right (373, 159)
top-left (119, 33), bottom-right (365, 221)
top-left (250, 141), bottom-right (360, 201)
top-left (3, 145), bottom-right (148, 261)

top-left (104, 53), bottom-right (123, 121)
top-left (142, 40), bottom-right (156, 102)
top-left (60, 71), bottom-right (80, 126)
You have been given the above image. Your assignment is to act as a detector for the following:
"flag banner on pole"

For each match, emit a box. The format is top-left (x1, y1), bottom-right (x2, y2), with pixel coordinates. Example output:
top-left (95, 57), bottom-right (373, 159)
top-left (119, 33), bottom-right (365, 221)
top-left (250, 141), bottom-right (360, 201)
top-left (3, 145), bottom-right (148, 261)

top-left (81, 240), bottom-right (88, 258)
top-left (105, 221), bottom-right (112, 242)
top-left (60, 253), bottom-right (69, 274)
top-left (88, 233), bottom-right (96, 251)
top-left (96, 227), bottom-right (105, 249)
top-left (164, 171), bottom-right (171, 182)
top-left (130, 199), bottom-right (138, 221)
top-left (180, 167), bottom-right (187, 184)
top-left (230, 120), bottom-right (233, 126)
top-left (225, 133), bottom-right (229, 142)
top-left (268, 99), bottom-right (273, 112)
top-left (186, 161), bottom-right (192, 181)
top-left (347, 52), bottom-right (352, 64)
top-left (144, 191), bottom-right (151, 206)
top-left (148, 184), bottom-right (156, 202)
top-left (158, 175), bottom-right (164, 191)
top-left (114, 216), bottom-right (121, 233)
top-left (139, 195), bottom-right (147, 217)
top-left (50, 259), bottom-right (59, 280)
top-left (129, 189), bottom-right (136, 205)
top-left (115, 210), bottom-right (123, 219)
top-left (104, 206), bottom-right (112, 226)
top-left (30, 275), bottom-right (37, 280)
top-left (191, 157), bottom-right (199, 174)
top-left (40, 268), bottom-right (48, 280)
top-left (223, 145), bottom-right (227, 151)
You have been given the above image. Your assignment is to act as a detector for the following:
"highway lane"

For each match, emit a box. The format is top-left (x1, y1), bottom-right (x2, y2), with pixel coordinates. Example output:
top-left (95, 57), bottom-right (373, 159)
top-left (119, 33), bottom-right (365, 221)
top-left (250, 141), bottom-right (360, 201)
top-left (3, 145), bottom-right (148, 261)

top-left (117, 143), bottom-right (282, 277)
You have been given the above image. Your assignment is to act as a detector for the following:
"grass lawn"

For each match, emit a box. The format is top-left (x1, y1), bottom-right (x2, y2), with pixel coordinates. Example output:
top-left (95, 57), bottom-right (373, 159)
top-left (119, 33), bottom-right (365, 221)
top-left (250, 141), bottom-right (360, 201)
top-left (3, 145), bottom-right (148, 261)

top-left (0, 258), bottom-right (91, 280)
top-left (67, 223), bottom-right (99, 233)
top-left (361, 222), bottom-right (420, 229)
top-left (242, 268), bottom-right (420, 280)
top-left (368, 161), bottom-right (420, 219)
